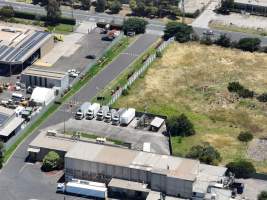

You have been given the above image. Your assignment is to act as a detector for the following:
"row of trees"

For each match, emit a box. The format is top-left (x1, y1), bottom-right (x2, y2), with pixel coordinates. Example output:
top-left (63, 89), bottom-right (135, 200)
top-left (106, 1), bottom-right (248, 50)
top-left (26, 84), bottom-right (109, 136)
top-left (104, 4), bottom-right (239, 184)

top-left (163, 21), bottom-right (263, 52)
top-left (129, 0), bottom-right (179, 17)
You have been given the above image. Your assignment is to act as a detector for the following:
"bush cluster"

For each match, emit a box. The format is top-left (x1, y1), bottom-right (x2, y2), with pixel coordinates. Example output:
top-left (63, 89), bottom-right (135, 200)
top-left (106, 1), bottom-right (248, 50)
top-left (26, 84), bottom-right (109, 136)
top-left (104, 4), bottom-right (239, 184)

top-left (226, 160), bottom-right (256, 178)
top-left (166, 114), bottom-right (195, 137)
top-left (186, 143), bottom-right (221, 165)
top-left (227, 82), bottom-right (254, 98)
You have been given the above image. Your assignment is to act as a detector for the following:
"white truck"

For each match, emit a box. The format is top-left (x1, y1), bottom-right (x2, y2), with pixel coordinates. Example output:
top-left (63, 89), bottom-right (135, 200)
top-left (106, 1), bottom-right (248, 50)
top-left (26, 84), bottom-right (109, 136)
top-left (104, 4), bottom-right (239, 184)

top-left (96, 106), bottom-right (109, 121)
top-left (75, 102), bottom-right (91, 120)
top-left (57, 179), bottom-right (107, 199)
top-left (104, 109), bottom-right (116, 122)
top-left (86, 103), bottom-right (101, 120)
top-left (111, 108), bottom-right (126, 125)
top-left (120, 108), bottom-right (136, 126)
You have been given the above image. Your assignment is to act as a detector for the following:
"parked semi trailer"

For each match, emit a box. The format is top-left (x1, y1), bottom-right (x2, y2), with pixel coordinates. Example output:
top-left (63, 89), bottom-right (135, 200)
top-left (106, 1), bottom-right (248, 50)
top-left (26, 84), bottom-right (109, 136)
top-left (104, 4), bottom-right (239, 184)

top-left (120, 108), bottom-right (135, 126)
top-left (86, 103), bottom-right (101, 120)
top-left (96, 106), bottom-right (109, 121)
top-left (57, 179), bottom-right (107, 199)
top-left (75, 102), bottom-right (91, 120)
top-left (111, 108), bottom-right (126, 125)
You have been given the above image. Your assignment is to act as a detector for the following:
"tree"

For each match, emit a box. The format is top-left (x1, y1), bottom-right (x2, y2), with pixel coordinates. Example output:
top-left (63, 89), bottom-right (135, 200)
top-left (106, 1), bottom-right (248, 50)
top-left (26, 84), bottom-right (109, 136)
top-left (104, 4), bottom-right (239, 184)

top-left (96, 0), bottom-right (107, 12)
top-left (215, 34), bottom-right (231, 47)
top-left (166, 114), bottom-right (195, 137)
top-left (41, 151), bottom-right (62, 172)
top-left (186, 143), bottom-right (221, 165)
top-left (45, 0), bottom-right (61, 24)
top-left (258, 191), bottom-right (267, 200)
top-left (0, 6), bottom-right (15, 19)
top-left (257, 93), bottom-right (267, 102)
top-left (122, 17), bottom-right (148, 34)
top-left (226, 160), bottom-right (256, 178)
top-left (163, 21), bottom-right (193, 42)
top-left (0, 141), bottom-right (4, 169)
top-left (237, 88), bottom-right (254, 98)
top-left (236, 38), bottom-right (261, 52)
top-left (238, 131), bottom-right (253, 143)
top-left (110, 0), bottom-right (122, 14)
top-left (81, 0), bottom-right (91, 10)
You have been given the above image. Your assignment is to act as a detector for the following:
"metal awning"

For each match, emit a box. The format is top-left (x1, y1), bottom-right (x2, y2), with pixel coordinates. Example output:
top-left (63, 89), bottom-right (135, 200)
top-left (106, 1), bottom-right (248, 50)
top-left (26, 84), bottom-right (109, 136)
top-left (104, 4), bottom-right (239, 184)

top-left (27, 147), bottom-right (40, 153)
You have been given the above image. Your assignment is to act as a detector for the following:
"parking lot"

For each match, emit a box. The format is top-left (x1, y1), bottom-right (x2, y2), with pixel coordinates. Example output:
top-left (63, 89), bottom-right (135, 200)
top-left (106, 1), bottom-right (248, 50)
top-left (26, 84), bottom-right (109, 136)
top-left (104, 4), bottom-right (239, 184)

top-left (42, 115), bottom-right (170, 155)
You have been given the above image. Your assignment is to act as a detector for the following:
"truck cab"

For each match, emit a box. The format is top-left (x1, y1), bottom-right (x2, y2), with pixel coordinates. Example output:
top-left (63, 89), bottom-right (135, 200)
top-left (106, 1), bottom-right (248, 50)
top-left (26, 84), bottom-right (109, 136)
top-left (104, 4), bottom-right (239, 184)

top-left (75, 111), bottom-right (84, 120)
top-left (56, 183), bottom-right (65, 193)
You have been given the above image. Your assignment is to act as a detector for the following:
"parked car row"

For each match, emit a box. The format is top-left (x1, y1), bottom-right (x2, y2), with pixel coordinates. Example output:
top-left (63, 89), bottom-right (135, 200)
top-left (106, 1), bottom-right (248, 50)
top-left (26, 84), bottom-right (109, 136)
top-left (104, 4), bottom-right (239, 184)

top-left (74, 102), bottom-right (136, 126)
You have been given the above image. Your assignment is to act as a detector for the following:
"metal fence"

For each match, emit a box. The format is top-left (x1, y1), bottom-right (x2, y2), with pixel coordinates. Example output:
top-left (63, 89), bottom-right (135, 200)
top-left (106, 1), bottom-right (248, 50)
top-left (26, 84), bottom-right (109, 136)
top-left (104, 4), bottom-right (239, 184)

top-left (107, 37), bottom-right (175, 106)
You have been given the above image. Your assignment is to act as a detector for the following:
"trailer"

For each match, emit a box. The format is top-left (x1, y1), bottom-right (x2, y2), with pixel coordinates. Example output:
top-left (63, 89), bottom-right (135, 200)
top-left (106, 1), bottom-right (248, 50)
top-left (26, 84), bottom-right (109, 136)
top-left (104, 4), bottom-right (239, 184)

top-left (86, 103), bottom-right (101, 120)
top-left (75, 102), bottom-right (91, 120)
top-left (96, 106), bottom-right (109, 121)
top-left (120, 108), bottom-right (135, 126)
top-left (111, 108), bottom-right (126, 125)
top-left (104, 109), bottom-right (116, 122)
top-left (57, 179), bottom-right (107, 199)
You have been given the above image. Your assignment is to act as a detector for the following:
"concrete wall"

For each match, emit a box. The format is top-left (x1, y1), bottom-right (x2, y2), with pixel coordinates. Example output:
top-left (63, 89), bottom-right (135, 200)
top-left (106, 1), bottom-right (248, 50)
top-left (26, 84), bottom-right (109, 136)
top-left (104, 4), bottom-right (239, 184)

top-left (64, 157), bottom-right (193, 198)
top-left (40, 36), bottom-right (54, 58)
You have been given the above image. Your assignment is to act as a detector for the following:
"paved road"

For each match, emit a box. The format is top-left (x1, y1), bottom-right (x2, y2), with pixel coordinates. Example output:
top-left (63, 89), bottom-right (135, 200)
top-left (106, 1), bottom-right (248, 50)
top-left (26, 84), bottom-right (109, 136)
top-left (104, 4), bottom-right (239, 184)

top-left (0, 0), bottom-right (165, 32)
top-left (0, 33), bottom-right (159, 200)
top-left (191, 0), bottom-right (267, 46)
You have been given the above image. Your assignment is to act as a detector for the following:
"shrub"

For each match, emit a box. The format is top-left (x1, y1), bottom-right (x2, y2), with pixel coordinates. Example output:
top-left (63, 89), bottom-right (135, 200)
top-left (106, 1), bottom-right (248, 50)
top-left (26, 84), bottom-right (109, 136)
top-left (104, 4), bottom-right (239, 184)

top-left (186, 143), bottom-right (221, 165)
top-left (41, 151), bottom-right (62, 172)
top-left (258, 191), bottom-right (267, 200)
top-left (166, 114), bottom-right (195, 137)
top-left (200, 35), bottom-right (213, 45)
top-left (236, 38), bottom-right (261, 52)
top-left (238, 131), bottom-right (253, 143)
top-left (227, 82), bottom-right (244, 93)
top-left (123, 17), bottom-right (148, 34)
top-left (156, 50), bottom-right (162, 58)
top-left (226, 160), bottom-right (256, 178)
top-left (257, 93), bottom-right (267, 102)
top-left (0, 6), bottom-right (15, 19)
top-left (122, 88), bottom-right (129, 96)
top-left (215, 34), bottom-right (231, 47)
top-left (237, 88), bottom-right (254, 98)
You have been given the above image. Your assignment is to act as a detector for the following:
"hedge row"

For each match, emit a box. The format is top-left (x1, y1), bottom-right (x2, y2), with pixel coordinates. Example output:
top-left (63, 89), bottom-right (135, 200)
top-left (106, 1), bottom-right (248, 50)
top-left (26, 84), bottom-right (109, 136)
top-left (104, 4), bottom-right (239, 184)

top-left (14, 11), bottom-right (76, 25)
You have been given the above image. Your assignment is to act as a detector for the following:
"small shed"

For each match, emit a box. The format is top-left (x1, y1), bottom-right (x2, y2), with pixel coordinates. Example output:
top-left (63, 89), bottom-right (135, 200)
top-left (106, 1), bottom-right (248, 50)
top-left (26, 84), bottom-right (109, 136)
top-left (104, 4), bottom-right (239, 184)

top-left (150, 117), bottom-right (165, 132)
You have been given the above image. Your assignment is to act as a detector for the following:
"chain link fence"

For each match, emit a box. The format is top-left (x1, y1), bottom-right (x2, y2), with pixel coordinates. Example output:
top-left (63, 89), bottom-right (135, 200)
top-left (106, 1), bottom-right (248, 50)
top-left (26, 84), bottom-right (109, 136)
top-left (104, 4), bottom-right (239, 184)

top-left (107, 37), bottom-right (175, 106)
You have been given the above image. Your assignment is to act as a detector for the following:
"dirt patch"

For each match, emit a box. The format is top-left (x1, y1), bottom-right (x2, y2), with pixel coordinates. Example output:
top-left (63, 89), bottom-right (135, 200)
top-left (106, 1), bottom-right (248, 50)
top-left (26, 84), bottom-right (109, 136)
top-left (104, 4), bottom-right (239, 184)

top-left (248, 138), bottom-right (267, 161)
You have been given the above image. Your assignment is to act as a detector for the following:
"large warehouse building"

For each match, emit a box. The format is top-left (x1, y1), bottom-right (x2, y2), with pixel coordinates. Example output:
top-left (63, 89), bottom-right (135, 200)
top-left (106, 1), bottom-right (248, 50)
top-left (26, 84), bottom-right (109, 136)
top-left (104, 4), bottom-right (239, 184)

top-left (28, 133), bottom-right (229, 199)
top-left (0, 25), bottom-right (53, 75)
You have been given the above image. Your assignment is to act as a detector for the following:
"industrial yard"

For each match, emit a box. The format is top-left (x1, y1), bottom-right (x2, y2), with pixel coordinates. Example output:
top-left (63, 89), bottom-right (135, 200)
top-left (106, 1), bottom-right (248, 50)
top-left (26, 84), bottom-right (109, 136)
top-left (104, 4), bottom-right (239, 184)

top-left (114, 42), bottom-right (267, 173)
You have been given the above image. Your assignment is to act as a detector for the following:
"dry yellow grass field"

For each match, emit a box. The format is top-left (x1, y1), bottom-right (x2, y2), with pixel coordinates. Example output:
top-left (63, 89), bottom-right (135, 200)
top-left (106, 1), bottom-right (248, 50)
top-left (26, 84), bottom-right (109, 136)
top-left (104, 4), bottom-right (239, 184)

top-left (114, 42), bottom-right (267, 173)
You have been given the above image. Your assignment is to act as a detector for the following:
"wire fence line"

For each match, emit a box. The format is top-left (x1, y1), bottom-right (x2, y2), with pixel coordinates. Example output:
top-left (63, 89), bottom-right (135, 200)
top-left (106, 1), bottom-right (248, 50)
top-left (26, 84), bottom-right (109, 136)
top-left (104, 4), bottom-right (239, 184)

top-left (107, 37), bottom-right (175, 106)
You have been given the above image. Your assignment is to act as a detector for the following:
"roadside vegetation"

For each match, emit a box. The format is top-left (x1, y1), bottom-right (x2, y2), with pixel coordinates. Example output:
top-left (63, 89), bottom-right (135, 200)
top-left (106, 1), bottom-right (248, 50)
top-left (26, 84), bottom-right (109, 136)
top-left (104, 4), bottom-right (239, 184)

top-left (0, 5), bottom-right (75, 34)
top-left (3, 36), bottom-right (131, 163)
top-left (114, 42), bottom-right (267, 173)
